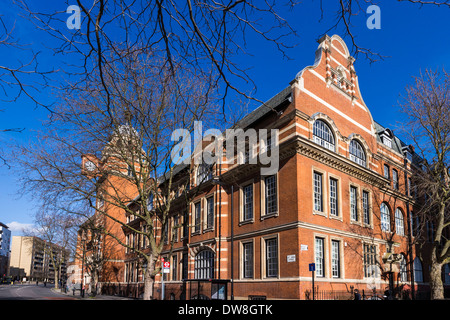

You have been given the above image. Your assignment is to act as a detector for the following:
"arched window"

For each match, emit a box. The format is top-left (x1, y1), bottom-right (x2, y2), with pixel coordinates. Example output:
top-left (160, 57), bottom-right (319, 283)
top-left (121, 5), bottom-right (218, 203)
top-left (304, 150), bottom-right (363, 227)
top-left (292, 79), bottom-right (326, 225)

top-left (349, 139), bottom-right (366, 167)
top-left (399, 254), bottom-right (408, 282)
top-left (414, 257), bottom-right (423, 282)
top-left (194, 249), bottom-right (215, 279)
top-left (380, 203), bottom-right (391, 232)
top-left (313, 120), bottom-right (335, 151)
top-left (395, 208), bottom-right (404, 236)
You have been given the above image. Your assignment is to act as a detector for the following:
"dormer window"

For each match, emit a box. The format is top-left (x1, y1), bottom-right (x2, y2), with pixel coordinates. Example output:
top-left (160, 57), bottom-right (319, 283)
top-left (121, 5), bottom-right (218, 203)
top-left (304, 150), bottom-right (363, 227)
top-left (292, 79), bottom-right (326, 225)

top-left (402, 145), bottom-right (413, 162)
top-left (382, 136), bottom-right (392, 148)
top-left (380, 129), bottom-right (394, 149)
top-left (313, 120), bottom-right (335, 152)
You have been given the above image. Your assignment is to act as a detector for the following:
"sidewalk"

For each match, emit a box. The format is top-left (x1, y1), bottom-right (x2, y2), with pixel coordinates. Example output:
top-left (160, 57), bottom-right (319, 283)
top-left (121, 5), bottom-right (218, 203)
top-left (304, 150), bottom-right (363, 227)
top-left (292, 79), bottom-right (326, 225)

top-left (52, 288), bottom-right (134, 300)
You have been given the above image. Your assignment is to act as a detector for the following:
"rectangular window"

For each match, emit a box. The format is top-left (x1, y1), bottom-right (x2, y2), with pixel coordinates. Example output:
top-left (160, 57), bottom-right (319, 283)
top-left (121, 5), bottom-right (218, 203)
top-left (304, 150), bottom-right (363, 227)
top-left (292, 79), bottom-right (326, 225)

top-left (408, 177), bottom-right (412, 197)
top-left (363, 244), bottom-right (379, 278)
top-left (206, 197), bottom-right (214, 229)
top-left (314, 172), bottom-right (323, 212)
top-left (142, 225), bottom-right (147, 248)
top-left (163, 223), bottom-right (169, 244)
top-left (362, 191), bottom-right (370, 225)
top-left (243, 184), bottom-right (254, 221)
top-left (265, 175), bottom-right (277, 215)
top-left (194, 202), bottom-right (201, 233)
top-left (350, 186), bottom-right (358, 221)
top-left (172, 217), bottom-right (178, 242)
top-left (329, 178), bottom-right (338, 217)
top-left (243, 242), bottom-right (254, 278)
top-left (393, 169), bottom-right (399, 190)
top-left (182, 253), bottom-right (188, 280)
top-left (315, 237), bottom-right (325, 277)
top-left (331, 240), bottom-right (341, 278)
top-left (384, 164), bottom-right (390, 180)
top-left (183, 210), bottom-right (188, 238)
top-left (265, 238), bottom-right (278, 278)
top-left (172, 255), bottom-right (178, 281)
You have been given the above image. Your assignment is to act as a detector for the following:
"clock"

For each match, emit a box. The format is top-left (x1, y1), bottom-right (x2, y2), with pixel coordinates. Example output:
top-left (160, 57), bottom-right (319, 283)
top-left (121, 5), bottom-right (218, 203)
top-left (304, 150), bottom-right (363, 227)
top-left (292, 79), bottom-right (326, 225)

top-left (85, 160), bottom-right (96, 172)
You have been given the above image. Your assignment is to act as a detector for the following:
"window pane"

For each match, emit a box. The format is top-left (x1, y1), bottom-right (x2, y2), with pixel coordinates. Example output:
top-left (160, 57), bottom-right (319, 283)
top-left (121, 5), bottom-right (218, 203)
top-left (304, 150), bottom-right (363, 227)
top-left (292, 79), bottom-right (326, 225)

top-left (349, 140), bottom-right (366, 167)
top-left (314, 172), bottom-right (323, 212)
top-left (265, 175), bottom-right (277, 215)
top-left (363, 191), bottom-right (370, 225)
top-left (207, 197), bottom-right (214, 229)
top-left (194, 250), bottom-right (215, 279)
top-left (381, 203), bottom-right (390, 232)
top-left (414, 258), bottom-right (423, 282)
top-left (393, 170), bottom-right (399, 189)
top-left (266, 238), bottom-right (278, 277)
top-left (384, 165), bottom-right (390, 179)
top-left (313, 120), bottom-right (335, 151)
top-left (315, 238), bottom-right (324, 277)
top-left (243, 242), bottom-right (254, 278)
top-left (331, 240), bottom-right (340, 278)
top-left (329, 178), bottom-right (338, 216)
top-left (243, 184), bottom-right (254, 220)
top-left (364, 244), bottom-right (379, 278)
top-left (350, 186), bottom-right (358, 221)
top-left (395, 208), bottom-right (404, 236)
top-left (194, 203), bottom-right (201, 233)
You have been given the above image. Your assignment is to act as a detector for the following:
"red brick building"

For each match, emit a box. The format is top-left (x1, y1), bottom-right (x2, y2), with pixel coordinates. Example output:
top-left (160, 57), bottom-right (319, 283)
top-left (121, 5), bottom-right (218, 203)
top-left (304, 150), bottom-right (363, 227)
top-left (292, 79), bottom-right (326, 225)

top-left (79, 34), bottom-right (449, 300)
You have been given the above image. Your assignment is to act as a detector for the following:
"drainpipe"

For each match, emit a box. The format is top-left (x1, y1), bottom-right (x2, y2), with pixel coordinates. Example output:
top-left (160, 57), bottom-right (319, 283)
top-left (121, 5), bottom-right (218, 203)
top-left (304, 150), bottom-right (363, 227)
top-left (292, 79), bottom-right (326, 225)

top-left (403, 155), bottom-right (415, 300)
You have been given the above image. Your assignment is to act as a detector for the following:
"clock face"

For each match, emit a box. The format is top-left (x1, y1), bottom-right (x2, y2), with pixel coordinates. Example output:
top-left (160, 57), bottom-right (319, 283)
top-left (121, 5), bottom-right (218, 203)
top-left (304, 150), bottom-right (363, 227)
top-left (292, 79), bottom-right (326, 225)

top-left (85, 160), bottom-right (96, 172)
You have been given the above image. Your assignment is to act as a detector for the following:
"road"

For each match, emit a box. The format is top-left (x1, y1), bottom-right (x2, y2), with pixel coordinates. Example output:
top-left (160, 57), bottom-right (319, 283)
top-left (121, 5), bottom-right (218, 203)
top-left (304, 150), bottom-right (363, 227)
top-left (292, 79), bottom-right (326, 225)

top-left (0, 283), bottom-right (78, 300)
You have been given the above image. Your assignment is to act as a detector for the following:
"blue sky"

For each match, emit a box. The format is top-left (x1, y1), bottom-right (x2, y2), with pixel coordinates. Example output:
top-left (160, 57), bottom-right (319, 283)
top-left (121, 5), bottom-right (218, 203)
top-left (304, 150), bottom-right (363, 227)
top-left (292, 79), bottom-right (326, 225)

top-left (1, 0), bottom-right (450, 236)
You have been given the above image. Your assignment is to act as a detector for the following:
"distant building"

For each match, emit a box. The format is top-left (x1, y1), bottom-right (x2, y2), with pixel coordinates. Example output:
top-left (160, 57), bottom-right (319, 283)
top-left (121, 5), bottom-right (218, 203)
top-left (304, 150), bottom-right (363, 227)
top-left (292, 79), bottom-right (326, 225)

top-left (66, 261), bottom-right (80, 291)
top-left (0, 223), bottom-right (11, 280)
top-left (9, 236), bottom-right (69, 282)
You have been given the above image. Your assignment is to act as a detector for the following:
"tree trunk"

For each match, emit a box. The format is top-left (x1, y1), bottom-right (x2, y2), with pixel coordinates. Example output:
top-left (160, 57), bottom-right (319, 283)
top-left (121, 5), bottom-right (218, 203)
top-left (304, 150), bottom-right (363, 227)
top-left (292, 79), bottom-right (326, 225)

top-left (143, 258), bottom-right (157, 300)
top-left (91, 272), bottom-right (98, 296)
top-left (429, 250), bottom-right (444, 300)
top-left (54, 269), bottom-right (60, 290)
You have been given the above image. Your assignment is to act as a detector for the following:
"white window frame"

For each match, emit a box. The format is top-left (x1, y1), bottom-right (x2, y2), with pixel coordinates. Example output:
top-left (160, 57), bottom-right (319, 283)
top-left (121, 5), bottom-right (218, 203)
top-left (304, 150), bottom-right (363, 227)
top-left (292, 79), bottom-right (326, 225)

top-left (349, 139), bottom-right (367, 167)
top-left (313, 120), bottom-right (336, 152)
top-left (315, 237), bottom-right (325, 277)
top-left (395, 208), bottom-right (405, 236)
top-left (380, 203), bottom-right (391, 232)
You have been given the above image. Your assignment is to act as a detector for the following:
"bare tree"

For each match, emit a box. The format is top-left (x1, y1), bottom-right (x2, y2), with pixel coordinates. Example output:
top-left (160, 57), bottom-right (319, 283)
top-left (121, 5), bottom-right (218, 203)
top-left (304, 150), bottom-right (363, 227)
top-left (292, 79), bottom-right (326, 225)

top-left (398, 69), bottom-right (450, 300)
top-left (11, 48), bottom-right (222, 299)
top-left (23, 209), bottom-right (77, 289)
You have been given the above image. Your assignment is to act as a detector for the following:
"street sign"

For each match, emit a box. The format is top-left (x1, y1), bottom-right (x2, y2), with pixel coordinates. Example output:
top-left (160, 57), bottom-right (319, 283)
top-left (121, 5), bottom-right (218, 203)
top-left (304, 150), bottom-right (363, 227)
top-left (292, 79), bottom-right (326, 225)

top-left (300, 244), bottom-right (308, 251)
top-left (287, 254), bottom-right (296, 263)
top-left (163, 261), bottom-right (170, 273)
top-left (309, 263), bottom-right (315, 272)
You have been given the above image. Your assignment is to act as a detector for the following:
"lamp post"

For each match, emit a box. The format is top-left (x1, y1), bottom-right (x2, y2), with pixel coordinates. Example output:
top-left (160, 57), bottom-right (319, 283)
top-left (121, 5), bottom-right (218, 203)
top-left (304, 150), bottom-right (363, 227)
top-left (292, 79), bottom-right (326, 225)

top-left (80, 237), bottom-right (86, 298)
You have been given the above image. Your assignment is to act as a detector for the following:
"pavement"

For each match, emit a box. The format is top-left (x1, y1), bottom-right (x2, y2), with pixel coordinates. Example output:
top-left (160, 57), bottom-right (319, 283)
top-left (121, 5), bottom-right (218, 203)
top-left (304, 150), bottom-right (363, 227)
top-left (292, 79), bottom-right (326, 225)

top-left (0, 282), bottom-right (133, 300)
top-left (52, 287), bottom-right (134, 300)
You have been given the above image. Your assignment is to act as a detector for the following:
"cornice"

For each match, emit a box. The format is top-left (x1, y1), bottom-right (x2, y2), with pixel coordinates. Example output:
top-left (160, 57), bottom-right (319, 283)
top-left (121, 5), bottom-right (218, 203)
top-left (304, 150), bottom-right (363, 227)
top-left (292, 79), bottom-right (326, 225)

top-left (294, 136), bottom-right (387, 187)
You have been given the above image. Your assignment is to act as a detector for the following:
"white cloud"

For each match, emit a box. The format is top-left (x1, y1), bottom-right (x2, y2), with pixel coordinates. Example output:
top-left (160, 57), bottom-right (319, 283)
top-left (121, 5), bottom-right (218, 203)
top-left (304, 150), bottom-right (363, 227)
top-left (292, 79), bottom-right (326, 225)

top-left (6, 221), bottom-right (35, 235)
